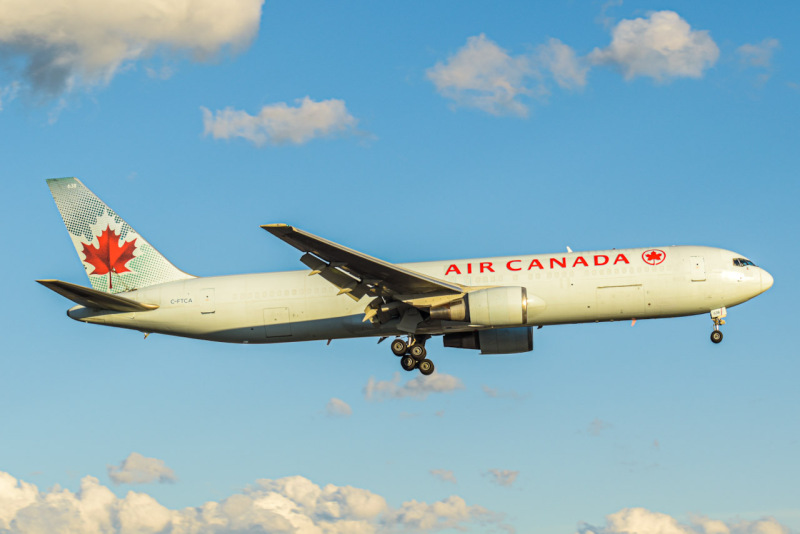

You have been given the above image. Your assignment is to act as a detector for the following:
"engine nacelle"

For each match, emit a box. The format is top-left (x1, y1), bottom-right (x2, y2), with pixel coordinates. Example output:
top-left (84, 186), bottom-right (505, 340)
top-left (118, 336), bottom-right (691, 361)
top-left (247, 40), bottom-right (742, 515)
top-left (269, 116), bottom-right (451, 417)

top-left (429, 287), bottom-right (528, 326)
top-left (443, 327), bottom-right (533, 355)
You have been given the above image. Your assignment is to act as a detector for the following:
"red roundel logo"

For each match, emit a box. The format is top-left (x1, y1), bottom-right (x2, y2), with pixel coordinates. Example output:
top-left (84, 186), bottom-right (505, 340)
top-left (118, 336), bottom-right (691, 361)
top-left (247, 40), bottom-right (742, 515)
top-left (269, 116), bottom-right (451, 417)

top-left (642, 249), bottom-right (666, 266)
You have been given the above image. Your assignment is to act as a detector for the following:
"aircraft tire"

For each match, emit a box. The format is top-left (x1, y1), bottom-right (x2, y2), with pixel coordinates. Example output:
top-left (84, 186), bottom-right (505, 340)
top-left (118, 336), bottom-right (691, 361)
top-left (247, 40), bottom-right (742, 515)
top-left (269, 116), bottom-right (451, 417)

top-left (418, 359), bottom-right (435, 376)
top-left (400, 355), bottom-right (417, 371)
top-left (391, 339), bottom-right (408, 356)
top-left (410, 344), bottom-right (427, 360)
top-left (710, 330), bottom-right (723, 344)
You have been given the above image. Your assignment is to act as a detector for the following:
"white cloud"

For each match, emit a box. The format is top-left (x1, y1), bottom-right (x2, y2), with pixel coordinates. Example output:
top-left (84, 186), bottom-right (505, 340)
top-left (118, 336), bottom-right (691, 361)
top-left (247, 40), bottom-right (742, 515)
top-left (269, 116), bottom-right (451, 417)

top-left (737, 38), bottom-right (780, 69)
top-left (326, 397), bottom-right (353, 418)
top-left (0, 81), bottom-right (19, 111)
top-left (577, 508), bottom-right (792, 534)
top-left (481, 385), bottom-right (526, 400)
top-left (202, 97), bottom-right (359, 146)
top-left (387, 496), bottom-right (499, 532)
top-left (537, 38), bottom-right (588, 89)
top-left (0, 470), bottom-right (507, 533)
top-left (588, 418), bottom-right (613, 436)
top-left (589, 11), bottom-right (719, 81)
top-left (107, 452), bottom-right (177, 485)
top-left (429, 469), bottom-right (457, 484)
top-left (427, 34), bottom-right (537, 117)
top-left (363, 372), bottom-right (465, 402)
top-left (0, 0), bottom-right (264, 96)
top-left (486, 469), bottom-right (519, 488)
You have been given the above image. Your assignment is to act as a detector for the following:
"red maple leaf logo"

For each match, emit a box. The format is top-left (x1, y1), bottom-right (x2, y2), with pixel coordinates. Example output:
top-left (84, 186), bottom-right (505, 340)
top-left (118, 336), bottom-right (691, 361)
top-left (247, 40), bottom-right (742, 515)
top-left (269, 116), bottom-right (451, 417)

top-left (81, 225), bottom-right (137, 289)
top-left (642, 249), bottom-right (666, 266)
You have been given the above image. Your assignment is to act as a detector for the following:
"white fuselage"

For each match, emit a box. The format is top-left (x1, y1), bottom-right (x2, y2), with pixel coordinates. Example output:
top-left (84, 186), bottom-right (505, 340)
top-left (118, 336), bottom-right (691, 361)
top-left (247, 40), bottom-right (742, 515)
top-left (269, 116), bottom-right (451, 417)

top-left (67, 245), bottom-right (772, 344)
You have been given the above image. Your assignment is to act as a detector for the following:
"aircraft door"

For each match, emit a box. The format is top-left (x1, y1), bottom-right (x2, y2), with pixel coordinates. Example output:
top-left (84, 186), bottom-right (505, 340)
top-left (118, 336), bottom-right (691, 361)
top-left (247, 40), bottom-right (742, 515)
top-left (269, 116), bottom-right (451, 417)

top-left (200, 288), bottom-right (215, 314)
top-left (263, 307), bottom-right (292, 338)
top-left (690, 256), bottom-right (706, 281)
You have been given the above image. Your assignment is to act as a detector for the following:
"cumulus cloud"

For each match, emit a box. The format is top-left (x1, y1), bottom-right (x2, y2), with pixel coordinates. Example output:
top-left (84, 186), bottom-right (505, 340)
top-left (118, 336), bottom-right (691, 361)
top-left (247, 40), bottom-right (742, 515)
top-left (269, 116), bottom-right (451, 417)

top-left (589, 11), bottom-right (719, 81)
top-left (201, 97), bottom-right (359, 146)
top-left (363, 372), bottom-right (465, 402)
top-left (737, 39), bottom-right (780, 69)
top-left (0, 0), bottom-right (264, 96)
top-left (427, 34), bottom-right (537, 117)
top-left (486, 469), bottom-right (519, 488)
top-left (107, 452), bottom-right (177, 485)
top-left (326, 397), bottom-right (353, 418)
top-left (429, 469), bottom-right (457, 484)
top-left (537, 38), bottom-right (588, 89)
top-left (577, 507), bottom-right (792, 534)
top-left (387, 496), bottom-right (499, 532)
top-left (0, 470), bottom-right (506, 533)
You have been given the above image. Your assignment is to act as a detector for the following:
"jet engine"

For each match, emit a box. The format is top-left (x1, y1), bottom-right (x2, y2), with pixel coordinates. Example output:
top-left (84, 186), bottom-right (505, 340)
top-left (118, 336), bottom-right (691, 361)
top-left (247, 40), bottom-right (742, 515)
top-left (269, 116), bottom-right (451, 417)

top-left (429, 287), bottom-right (527, 326)
top-left (443, 327), bottom-right (533, 354)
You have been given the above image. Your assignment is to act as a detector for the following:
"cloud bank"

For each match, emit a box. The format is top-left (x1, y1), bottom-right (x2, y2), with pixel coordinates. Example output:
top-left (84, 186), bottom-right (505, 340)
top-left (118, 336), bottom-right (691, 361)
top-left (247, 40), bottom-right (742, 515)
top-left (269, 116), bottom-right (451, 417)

top-left (0, 470), bottom-right (505, 533)
top-left (364, 372), bottom-right (465, 402)
top-left (107, 452), bottom-right (177, 485)
top-left (577, 507), bottom-right (791, 534)
top-left (0, 0), bottom-right (264, 96)
top-left (429, 10), bottom-right (727, 116)
top-left (201, 97), bottom-right (358, 146)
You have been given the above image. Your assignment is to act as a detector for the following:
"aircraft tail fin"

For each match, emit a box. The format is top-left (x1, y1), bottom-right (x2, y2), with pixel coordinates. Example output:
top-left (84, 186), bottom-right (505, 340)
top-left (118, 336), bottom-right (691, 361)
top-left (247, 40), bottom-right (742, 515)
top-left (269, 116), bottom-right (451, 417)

top-left (46, 177), bottom-right (193, 294)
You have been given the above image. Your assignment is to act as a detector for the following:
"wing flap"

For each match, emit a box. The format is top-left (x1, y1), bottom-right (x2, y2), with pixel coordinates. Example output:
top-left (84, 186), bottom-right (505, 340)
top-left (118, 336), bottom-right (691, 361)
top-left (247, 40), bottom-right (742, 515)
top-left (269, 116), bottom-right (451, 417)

top-left (262, 224), bottom-right (463, 296)
top-left (37, 279), bottom-right (159, 312)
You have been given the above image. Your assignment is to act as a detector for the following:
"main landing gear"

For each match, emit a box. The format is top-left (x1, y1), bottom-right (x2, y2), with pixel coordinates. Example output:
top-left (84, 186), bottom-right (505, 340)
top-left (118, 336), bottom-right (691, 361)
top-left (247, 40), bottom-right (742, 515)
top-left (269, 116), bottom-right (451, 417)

top-left (391, 336), bottom-right (435, 375)
top-left (710, 307), bottom-right (726, 344)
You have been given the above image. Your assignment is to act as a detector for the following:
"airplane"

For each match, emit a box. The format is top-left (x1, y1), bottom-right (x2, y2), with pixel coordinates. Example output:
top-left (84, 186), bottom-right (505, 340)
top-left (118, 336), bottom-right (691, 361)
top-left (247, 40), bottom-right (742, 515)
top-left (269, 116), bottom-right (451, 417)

top-left (39, 177), bottom-right (773, 375)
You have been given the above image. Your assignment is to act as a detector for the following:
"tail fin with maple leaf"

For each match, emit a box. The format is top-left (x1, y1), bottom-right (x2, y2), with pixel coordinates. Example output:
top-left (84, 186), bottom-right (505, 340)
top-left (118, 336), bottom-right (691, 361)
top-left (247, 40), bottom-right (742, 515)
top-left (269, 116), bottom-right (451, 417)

top-left (46, 177), bottom-right (194, 294)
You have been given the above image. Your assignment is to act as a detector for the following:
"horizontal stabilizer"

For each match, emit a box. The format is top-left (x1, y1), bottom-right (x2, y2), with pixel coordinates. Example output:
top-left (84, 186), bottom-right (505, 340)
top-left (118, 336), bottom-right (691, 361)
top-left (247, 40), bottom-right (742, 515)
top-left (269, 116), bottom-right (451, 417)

top-left (37, 279), bottom-right (159, 312)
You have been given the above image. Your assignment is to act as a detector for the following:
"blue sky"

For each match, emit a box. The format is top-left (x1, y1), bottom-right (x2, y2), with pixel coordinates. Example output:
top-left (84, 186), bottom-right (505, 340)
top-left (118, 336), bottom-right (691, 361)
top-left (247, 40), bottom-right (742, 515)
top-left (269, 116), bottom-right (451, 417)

top-left (1, 1), bottom-right (798, 532)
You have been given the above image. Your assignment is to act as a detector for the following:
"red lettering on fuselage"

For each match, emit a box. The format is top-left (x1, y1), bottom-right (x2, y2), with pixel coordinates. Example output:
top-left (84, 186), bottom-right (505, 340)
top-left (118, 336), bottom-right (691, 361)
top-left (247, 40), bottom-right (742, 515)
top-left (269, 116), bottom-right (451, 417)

top-left (441, 251), bottom-right (633, 275)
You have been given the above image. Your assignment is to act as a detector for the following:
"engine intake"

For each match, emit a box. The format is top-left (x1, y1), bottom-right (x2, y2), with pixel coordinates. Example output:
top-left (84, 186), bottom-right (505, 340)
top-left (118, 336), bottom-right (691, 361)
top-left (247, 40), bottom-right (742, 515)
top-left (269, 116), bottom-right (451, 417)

top-left (429, 287), bottom-right (528, 326)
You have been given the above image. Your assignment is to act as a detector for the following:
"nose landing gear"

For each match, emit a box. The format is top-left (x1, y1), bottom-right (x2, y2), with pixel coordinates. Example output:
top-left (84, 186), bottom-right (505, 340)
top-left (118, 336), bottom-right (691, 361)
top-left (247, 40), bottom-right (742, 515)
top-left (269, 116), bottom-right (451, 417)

top-left (710, 307), bottom-right (726, 344)
top-left (391, 335), bottom-right (435, 375)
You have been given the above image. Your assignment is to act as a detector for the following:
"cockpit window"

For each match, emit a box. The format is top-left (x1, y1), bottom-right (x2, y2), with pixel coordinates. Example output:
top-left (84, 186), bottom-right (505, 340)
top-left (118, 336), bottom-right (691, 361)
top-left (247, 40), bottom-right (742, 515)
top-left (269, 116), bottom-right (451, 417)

top-left (733, 258), bottom-right (756, 267)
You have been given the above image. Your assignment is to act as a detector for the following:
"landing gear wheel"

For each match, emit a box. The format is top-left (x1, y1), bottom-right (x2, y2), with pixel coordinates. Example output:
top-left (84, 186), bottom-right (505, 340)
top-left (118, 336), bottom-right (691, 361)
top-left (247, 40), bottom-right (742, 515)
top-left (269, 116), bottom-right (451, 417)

top-left (418, 359), bottom-right (435, 376)
top-left (710, 330), bottom-right (723, 344)
top-left (400, 355), bottom-right (417, 371)
top-left (391, 339), bottom-right (408, 356)
top-left (409, 344), bottom-right (427, 360)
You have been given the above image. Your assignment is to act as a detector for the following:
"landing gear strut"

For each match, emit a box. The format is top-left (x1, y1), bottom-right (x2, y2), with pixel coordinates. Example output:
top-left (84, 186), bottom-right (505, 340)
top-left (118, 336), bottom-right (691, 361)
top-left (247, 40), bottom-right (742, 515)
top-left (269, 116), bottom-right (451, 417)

top-left (390, 335), bottom-right (435, 375)
top-left (710, 307), bottom-right (726, 344)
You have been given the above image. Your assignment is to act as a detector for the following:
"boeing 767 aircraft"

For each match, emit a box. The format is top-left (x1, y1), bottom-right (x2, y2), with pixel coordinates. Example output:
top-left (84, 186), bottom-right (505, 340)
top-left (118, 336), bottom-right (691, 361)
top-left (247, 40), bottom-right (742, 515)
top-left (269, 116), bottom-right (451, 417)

top-left (39, 178), bottom-right (773, 375)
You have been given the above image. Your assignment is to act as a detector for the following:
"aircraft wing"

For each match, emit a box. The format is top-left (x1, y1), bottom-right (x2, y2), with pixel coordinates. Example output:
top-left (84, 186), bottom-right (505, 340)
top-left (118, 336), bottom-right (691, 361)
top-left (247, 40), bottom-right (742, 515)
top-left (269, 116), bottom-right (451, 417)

top-left (262, 224), bottom-right (464, 298)
top-left (37, 279), bottom-right (159, 312)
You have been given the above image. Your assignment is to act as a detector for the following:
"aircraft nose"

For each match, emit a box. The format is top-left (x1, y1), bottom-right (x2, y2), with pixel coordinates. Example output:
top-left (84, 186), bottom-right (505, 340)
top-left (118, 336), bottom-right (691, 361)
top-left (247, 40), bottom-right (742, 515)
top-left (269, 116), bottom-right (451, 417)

top-left (761, 269), bottom-right (774, 292)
